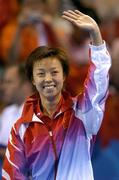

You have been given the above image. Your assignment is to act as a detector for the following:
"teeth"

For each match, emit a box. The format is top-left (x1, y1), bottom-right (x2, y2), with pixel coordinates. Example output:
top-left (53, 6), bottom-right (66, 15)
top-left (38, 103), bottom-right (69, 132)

top-left (44, 85), bottom-right (54, 89)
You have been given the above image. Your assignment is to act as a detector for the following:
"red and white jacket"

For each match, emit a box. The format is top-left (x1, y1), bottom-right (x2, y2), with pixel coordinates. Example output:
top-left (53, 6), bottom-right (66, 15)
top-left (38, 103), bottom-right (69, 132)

top-left (2, 42), bottom-right (111, 180)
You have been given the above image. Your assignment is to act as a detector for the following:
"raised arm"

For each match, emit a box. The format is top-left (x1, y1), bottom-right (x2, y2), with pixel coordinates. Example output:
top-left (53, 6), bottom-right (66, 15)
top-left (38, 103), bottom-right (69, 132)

top-left (62, 10), bottom-right (102, 46)
top-left (62, 10), bottom-right (111, 136)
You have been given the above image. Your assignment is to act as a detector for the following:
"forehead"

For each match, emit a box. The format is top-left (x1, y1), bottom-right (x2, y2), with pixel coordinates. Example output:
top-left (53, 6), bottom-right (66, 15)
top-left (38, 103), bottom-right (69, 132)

top-left (33, 57), bottom-right (62, 70)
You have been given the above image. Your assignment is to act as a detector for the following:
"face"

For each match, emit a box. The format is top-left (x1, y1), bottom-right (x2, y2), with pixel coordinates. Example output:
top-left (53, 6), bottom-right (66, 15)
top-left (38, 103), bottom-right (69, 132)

top-left (2, 66), bottom-right (22, 104)
top-left (32, 57), bottom-right (65, 102)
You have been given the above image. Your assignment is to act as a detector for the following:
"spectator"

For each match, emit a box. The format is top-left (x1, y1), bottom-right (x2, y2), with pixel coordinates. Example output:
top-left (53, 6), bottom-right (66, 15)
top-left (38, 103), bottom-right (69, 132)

top-left (0, 63), bottom-right (33, 177)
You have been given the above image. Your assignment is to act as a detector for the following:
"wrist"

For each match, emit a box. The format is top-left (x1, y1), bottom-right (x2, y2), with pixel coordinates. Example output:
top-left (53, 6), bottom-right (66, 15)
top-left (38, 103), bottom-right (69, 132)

top-left (90, 26), bottom-right (103, 46)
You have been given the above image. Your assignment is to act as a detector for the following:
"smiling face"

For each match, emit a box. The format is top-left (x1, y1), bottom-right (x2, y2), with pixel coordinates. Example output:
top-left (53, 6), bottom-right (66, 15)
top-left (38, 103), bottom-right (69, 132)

top-left (32, 57), bottom-right (65, 102)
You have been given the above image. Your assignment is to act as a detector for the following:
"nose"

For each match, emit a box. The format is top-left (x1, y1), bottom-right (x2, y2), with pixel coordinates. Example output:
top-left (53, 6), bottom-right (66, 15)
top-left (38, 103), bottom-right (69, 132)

top-left (45, 73), bottom-right (52, 82)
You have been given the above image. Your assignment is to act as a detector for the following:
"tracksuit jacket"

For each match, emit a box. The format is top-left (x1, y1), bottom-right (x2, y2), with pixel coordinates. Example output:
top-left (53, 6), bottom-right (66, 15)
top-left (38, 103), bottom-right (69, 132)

top-left (2, 42), bottom-right (111, 180)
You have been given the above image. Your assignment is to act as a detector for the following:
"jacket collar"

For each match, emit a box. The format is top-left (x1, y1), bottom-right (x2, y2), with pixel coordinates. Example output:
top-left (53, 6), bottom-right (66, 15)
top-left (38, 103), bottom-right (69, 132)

top-left (18, 91), bottom-right (73, 124)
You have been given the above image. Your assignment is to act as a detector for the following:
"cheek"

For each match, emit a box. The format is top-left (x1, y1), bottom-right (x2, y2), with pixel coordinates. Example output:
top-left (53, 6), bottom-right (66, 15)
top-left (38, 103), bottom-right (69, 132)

top-left (56, 77), bottom-right (65, 88)
top-left (32, 75), bottom-right (40, 86)
top-left (32, 78), bottom-right (44, 91)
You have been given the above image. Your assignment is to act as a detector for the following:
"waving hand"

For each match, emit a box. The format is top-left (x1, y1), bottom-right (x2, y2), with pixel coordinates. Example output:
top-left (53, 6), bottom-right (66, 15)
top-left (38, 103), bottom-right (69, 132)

top-left (62, 10), bottom-right (102, 46)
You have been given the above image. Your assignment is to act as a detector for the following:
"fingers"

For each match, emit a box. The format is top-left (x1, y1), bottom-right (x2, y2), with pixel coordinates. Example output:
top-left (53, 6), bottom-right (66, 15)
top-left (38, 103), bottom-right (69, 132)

top-left (62, 10), bottom-right (79, 20)
top-left (62, 9), bottom-right (87, 27)
top-left (74, 10), bottom-right (84, 16)
top-left (62, 15), bottom-right (76, 24)
top-left (62, 10), bottom-right (85, 23)
top-left (67, 10), bottom-right (79, 17)
top-left (62, 10), bottom-right (84, 17)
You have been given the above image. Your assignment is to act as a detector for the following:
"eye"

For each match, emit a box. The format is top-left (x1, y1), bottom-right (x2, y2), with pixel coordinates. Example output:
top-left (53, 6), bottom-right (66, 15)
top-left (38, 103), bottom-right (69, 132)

top-left (52, 70), bottom-right (59, 76)
top-left (37, 72), bottom-right (45, 77)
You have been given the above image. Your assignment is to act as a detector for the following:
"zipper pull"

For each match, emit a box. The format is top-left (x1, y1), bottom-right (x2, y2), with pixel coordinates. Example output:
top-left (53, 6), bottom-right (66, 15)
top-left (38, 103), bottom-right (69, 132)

top-left (49, 131), bottom-right (53, 137)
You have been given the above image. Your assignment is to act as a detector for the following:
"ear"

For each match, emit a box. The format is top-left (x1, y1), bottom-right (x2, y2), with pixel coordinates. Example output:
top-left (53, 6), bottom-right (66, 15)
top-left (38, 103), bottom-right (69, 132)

top-left (32, 78), bottom-right (35, 86)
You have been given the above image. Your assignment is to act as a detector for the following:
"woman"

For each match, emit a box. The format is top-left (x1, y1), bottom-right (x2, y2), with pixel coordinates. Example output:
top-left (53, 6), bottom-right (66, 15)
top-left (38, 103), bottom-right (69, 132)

top-left (2, 10), bottom-right (111, 180)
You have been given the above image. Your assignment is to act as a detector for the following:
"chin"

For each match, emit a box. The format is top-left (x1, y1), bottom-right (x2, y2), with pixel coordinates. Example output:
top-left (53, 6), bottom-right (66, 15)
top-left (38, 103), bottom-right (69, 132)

top-left (45, 92), bottom-right (60, 101)
top-left (46, 95), bottom-right (56, 101)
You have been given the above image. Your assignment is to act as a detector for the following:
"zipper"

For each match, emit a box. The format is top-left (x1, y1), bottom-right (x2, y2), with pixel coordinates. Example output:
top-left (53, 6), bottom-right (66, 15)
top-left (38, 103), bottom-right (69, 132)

top-left (49, 130), bottom-right (58, 180)
top-left (36, 113), bottom-right (58, 179)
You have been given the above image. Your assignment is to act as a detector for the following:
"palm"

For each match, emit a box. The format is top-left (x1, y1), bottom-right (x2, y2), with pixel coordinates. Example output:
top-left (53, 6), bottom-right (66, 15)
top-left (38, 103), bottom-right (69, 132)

top-left (62, 10), bottom-right (96, 32)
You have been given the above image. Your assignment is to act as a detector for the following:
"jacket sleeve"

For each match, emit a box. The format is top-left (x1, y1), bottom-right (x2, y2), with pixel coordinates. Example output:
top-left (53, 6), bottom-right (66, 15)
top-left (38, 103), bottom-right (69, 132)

top-left (2, 124), bottom-right (28, 180)
top-left (75, 41), bottom-right (111, 136)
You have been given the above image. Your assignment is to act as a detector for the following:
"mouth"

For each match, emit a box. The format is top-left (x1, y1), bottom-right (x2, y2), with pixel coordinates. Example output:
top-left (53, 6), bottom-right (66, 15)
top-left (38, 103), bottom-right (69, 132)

top-left (43, 85), bottom-right (56, 90)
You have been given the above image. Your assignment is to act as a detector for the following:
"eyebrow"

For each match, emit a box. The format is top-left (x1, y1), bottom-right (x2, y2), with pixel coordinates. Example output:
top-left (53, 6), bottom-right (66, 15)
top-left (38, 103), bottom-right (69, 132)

top-left (37, 67), bottom-right (58, 71)
top-left (36, 68), bottom-right (45, 71)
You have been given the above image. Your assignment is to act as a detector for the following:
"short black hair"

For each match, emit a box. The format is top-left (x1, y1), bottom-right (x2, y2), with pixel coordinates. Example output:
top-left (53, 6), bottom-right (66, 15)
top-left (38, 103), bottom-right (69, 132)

top-left (25, 46), bottom-right (70, 82)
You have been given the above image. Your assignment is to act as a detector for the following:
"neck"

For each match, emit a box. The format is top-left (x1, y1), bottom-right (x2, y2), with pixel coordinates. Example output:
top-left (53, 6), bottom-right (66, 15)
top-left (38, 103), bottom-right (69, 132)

top-left (40, 93), bottom-right (61, 118)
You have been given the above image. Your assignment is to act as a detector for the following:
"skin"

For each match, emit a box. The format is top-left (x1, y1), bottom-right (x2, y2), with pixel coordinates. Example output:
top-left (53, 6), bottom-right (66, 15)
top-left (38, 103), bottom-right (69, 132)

top-left (32, 57), bottom-right (65, 117)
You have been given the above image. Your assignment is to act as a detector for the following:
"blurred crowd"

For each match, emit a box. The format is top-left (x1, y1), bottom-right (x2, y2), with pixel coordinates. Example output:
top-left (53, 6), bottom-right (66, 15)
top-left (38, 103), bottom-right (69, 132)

top-left (0, 0), bottom-right (119, 179)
